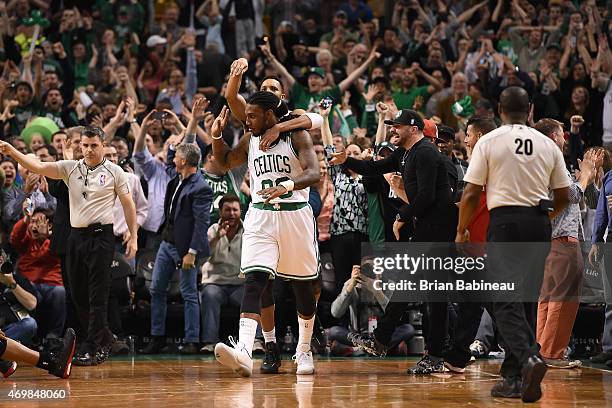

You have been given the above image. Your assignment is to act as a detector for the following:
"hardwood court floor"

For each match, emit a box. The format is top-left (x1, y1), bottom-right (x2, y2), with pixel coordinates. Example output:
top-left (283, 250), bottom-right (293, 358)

top-left (0, 356), bottom-right (610, 407)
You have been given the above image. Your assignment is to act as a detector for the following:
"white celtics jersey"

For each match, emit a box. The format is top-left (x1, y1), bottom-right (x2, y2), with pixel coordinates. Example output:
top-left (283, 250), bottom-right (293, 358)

top-left (248, 133), bottom-right (309, 204)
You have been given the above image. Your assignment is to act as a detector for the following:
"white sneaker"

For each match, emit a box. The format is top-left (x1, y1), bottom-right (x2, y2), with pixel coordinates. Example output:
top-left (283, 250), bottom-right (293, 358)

top-left (215, 337), bottom-right (253, 377)
top-left (544, 357), bottom-right (582, 369)
top-left (293, 350), bottom-right (315, 375)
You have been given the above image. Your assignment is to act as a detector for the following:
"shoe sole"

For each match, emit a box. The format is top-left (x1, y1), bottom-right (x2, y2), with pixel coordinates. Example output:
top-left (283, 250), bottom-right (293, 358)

top-left (522, 361), bottom-right (547, 403)
top-left (60, 332), bottom-right (77, 378)
top-left (2, 362), bottom-right (17, 378)
top-left (214, 343), bottom-right (252, 378)
top-left (296, 367), bottom-right (314, 375)
top-left (491, 389), bottom-right (521, 398)
top-left (444, 362), bottom-right (465, 374)
top-left (260, 364), bottom-right (280, 374)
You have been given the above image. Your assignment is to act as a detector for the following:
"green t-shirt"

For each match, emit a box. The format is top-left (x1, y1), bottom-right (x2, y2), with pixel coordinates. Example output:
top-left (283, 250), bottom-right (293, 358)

top-left (392, 85), bottom-right (431, 111)
top-left (290, 82), bottom-right (342, 111)
top-left (367, 192), bottom-right (385, 246)
top-left (203, 171), bottom-right (239, 225)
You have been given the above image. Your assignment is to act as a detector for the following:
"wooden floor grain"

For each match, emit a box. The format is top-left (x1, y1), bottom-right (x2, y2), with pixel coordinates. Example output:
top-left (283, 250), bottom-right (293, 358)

top-left (0, 357), bottom-right (610, 407)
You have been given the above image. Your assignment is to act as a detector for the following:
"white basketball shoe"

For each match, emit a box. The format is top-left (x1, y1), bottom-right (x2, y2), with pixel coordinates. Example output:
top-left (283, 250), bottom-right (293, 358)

top-left (215, 336), bottom-right (253, 377)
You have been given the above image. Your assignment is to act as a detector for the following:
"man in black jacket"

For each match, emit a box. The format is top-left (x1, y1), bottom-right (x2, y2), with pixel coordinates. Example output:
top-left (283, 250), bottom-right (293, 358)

top-left (330, 109), bottom-right (456, 374)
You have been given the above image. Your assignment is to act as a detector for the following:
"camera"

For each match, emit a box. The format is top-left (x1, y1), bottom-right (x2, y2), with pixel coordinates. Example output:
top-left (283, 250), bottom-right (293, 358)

top-left (152, 111), bottom-right (168, 121)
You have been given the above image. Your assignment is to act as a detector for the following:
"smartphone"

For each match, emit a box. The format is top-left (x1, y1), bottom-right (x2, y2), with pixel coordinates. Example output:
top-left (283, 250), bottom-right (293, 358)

top-left (319, 97), bottom-right (333, 110)
top-left (152, 111), bottom-right (168, 121)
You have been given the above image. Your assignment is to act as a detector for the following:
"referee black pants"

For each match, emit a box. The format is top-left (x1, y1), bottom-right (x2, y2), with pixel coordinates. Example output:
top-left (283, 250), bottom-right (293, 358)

top-left (66, 224), bottom-right (115, 353)
top-left (487, 206), bottom-right (551, 378)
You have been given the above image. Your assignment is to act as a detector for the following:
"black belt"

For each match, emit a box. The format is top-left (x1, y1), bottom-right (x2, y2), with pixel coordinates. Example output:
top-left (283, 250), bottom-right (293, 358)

top-left (71, 223), bottom-right (113, 234)
top-left (489, 206), bottom-right (546, 217)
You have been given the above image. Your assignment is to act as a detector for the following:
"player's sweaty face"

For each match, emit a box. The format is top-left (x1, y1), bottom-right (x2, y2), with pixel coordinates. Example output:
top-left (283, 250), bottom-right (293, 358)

top-left (245, 104), bottom-right (267, 135)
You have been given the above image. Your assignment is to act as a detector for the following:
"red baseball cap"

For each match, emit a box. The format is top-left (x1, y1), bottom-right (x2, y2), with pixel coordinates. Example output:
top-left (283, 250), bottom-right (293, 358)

top-left (423, 119), bottom-right (438, 140)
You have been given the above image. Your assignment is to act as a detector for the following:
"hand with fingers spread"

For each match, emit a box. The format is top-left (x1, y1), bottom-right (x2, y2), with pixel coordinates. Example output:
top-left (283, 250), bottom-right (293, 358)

top-left (191, 96), bottom-right (210, 122)
top-left (211, 106), bottom-right (231, 139)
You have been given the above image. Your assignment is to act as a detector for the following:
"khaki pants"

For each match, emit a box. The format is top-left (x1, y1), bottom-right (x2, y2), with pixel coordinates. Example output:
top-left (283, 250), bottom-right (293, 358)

top-left (536, 238), bottom-right (583, 359)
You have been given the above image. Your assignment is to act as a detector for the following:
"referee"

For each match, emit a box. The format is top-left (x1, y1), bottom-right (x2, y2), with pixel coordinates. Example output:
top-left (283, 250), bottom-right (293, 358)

top-left (456, 87), bottom-right (570, 403)
top-left (0, 125), bottom-right (138, 366)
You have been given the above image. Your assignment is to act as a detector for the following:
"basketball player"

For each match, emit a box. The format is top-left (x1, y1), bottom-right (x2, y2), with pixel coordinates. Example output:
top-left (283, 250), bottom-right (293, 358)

top-left (226, 59), bottom-right (324, 373)
top-left (211, 92), bottom-right (320, 377)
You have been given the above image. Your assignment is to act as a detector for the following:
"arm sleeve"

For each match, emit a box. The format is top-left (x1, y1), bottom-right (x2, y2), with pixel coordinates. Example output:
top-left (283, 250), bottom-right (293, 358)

top-left (133, 148), bottom-right (161, 181)
top-left (190, 183), bottom-right (213, 255)
top-left (165, 147), bottom-right (178, 178)
top-left (344, 154), bottom-right (399, 176)
top-left (592, 173), bottom-right (610, 243)
top-left (132, 177), bottom-right (149, 226)
top-left (549, 148), bottom-right (572, 189)
top-left (9, 218), bottom-right (29, 252)
top-left (304, 113), bottom-right (323, 130)
top-left (113, 168), bottom-right (130, 196)
top-left (463, 141), bottom-right (488, 186)
top-left (330, 280), bottom-right (354, 318)
top-left (185, 48), bottom-right (197, 105)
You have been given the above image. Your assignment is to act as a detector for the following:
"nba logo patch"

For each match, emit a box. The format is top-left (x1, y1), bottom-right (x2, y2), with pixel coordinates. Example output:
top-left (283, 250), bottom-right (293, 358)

top-left (99, 174), bottom-right (106, 186)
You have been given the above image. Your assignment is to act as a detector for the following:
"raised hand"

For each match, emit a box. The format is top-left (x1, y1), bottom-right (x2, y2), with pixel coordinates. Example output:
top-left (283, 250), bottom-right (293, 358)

top-left (211, 106), bottom-right (230, 139)
top-left (375, 102), bottom-right (389, 115)
top-left (230, 58), bottom-right (249, 77)
top-left (191, 96), bottom-right (210, 122)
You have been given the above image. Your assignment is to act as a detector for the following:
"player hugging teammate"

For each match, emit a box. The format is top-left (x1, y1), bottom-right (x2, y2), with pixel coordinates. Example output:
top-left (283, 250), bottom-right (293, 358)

top-left (210, 91), bottom-right (321, 377)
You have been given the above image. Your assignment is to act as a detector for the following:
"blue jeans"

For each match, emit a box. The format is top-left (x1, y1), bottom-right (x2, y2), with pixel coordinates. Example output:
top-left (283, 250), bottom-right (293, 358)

top-left (4, 317), bottom-right (38, 346)
top-left (34, 284), bottom-right (65, 338)
top-left (150, 241), bottom-right (200, 343)
top-left (200, 284), bottom-right (244, 344)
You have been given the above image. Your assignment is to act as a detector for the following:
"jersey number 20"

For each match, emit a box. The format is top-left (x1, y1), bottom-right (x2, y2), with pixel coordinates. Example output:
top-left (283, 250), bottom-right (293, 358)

top-left (261, 177), bottom-right (293, 199)
top-left (515, 138), bottom-right (533, 155)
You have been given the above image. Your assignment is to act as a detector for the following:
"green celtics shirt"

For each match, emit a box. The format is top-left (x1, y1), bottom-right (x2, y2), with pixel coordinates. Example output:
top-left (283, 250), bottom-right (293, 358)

top-left (392, 85), bottom-right (431, 112)
top-left (291, 82), bottom-right (342, 111)
top-left (202, 170), bottom-right (239, 225)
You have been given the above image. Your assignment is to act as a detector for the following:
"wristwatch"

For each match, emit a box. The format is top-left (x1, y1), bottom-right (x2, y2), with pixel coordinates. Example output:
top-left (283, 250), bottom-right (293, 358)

top-left (7, 282), bottom-right (16, 290)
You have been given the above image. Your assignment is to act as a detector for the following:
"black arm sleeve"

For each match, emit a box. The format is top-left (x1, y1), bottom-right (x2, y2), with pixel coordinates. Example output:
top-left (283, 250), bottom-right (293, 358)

top-left (344, 150), bottom-right (401, 176)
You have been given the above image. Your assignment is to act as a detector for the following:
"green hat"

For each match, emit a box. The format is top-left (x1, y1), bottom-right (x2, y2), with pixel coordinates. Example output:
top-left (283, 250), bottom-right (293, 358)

top-left (20, 117), bottom-right (59, 146)
top-left (305, 67), bottom-right (325, 79)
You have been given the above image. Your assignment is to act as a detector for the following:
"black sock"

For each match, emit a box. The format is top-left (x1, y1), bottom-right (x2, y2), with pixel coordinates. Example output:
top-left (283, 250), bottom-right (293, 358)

top-left (36, 351), bottom-right (52, 371)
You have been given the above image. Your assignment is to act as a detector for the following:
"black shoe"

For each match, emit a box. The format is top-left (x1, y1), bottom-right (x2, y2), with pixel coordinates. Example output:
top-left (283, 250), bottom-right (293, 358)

top-left (590, 351), bottom-right (612, 364)
top-left (73, 352), bottom-right (97, 367)
top-left (521, 355), bottom-right (547, 403)
top-left (48, 328), bottom-right (77, 378)
top-left (138, 336), bottom-right (167, 354)
top-left (490, 376), bottom-right (522, 398)
top-left (179, 343), bottom-right (199, 355)
top-left (0, 360), bottom-right (17, 378)
top-left (111, 339), bottom-right (130, 356)
top-left (406, 355), bottom-right (446, 375)
top-left (261, 341), bottom-right (281, 374)
top-left (347, 332), bottom-right (388, 357)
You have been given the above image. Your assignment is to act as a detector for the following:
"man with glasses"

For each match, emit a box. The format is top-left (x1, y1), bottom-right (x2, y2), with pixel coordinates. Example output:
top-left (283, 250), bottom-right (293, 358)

top-left (0, 125), bottom-right (138, 367)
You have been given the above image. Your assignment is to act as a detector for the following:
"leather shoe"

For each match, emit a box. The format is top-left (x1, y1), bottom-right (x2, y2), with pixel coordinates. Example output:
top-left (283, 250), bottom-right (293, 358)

top-left (521, 355), bottom-right (547, 403)
top-left (139, 336), bottom-right (167, 354)
top-left (490, 376), bottom-right (521, 398)
top-left (179, 343), bottom-right (199, 355)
